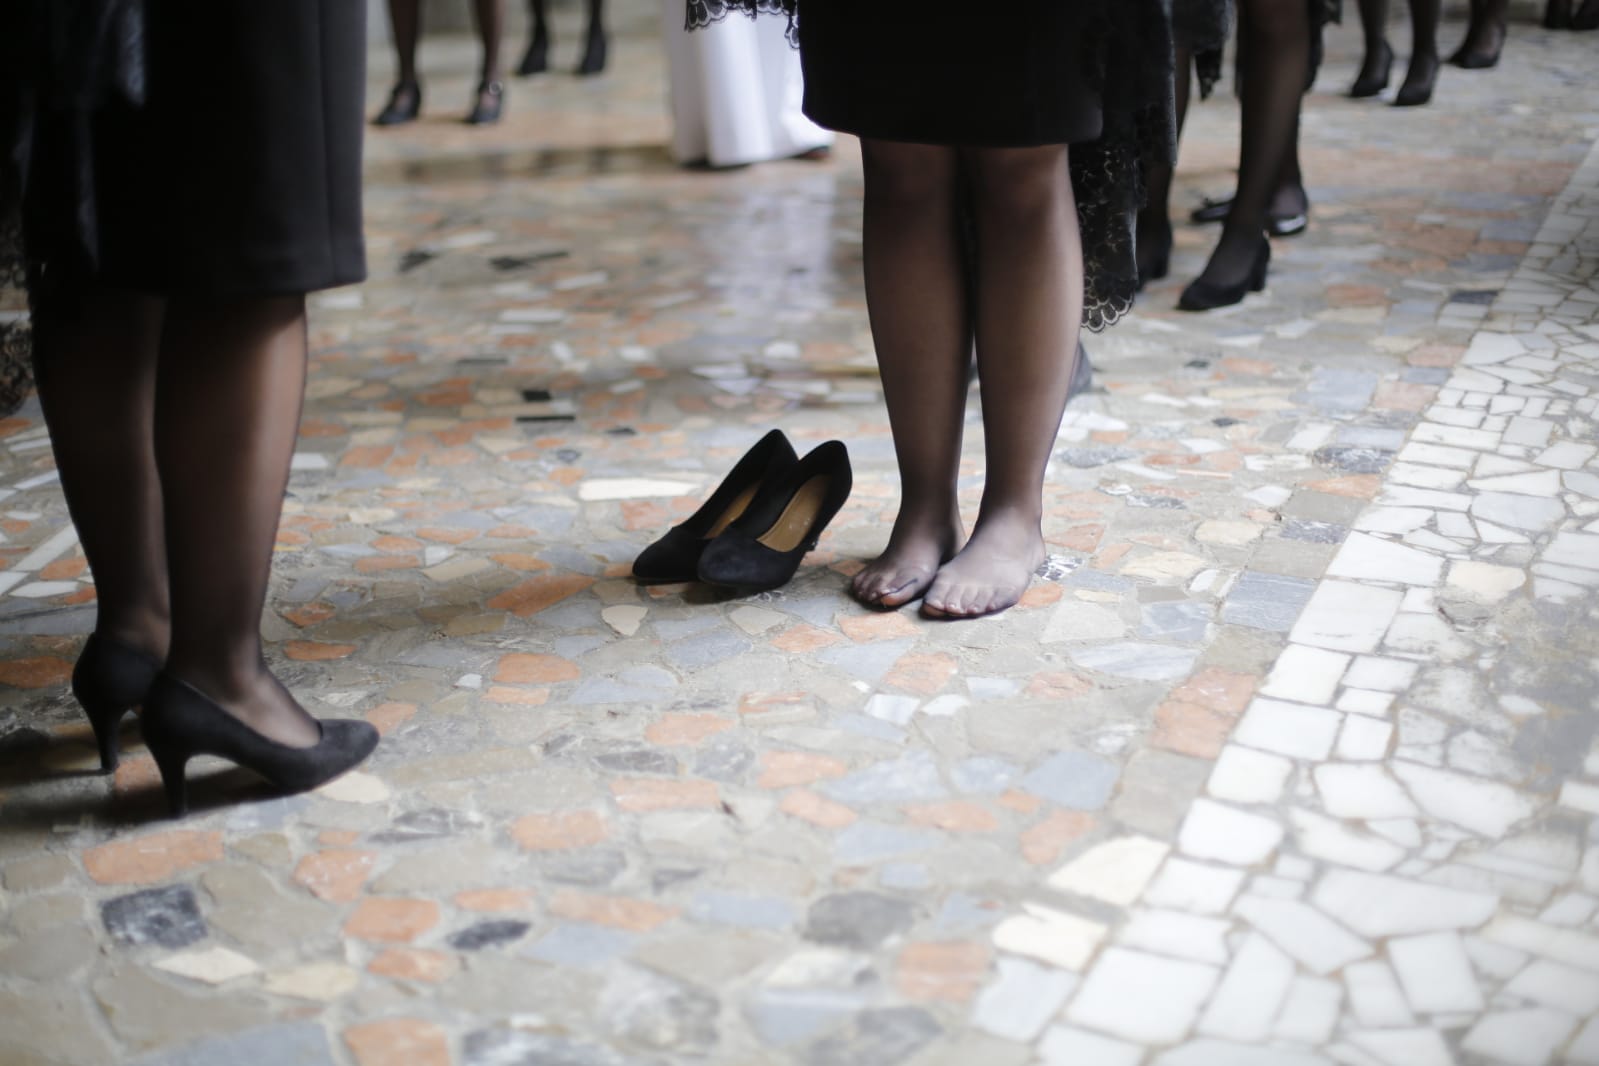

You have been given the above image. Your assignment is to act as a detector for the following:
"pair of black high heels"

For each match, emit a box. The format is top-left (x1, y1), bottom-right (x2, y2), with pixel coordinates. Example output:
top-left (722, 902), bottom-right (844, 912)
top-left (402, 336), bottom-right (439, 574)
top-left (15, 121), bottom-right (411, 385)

top-left (517, 26), bottom-right (609, 77)
top-left (633, 431), bottom-right (853, 593)
top-left (374, 81), bottom-right (505, 127)
top-left (72, 634), bottom-right (377, 817)
top-left (1350, 41), bottom-right (1440, 106)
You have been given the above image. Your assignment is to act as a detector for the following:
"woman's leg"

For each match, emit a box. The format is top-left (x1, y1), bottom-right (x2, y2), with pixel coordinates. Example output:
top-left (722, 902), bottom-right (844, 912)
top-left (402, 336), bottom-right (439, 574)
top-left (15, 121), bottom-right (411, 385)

top-left (1398, 0), bottom-right (1441, 103)
top-left (1136, 42), bottom-right (1192, 284)
top-left (1352, 0), bottom-right (1393, 95)
top-left (1451, 0), bottom-right (1507, 66)
top-left (578, 0), bottom-right (608, 75)
top-left (153, 295), bottom-right (321, 748)
top-left (519, 0), bottom-right (550, 75)
top-left (849, 140), bottom-right (970, 609)
top-left (470, 0), bottom-right (506, 103)
top-left (387, 0), bottom-right (422, 86)
top-left (922, 144), bottom-right (1082, 619)
top-left (30, 289), bottom-right (170, 660)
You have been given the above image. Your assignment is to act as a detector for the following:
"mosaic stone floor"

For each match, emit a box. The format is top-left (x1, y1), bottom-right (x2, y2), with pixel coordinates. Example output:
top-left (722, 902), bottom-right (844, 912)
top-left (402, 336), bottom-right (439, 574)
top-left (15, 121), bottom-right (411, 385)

top-left (3, 5), bottom-right (1599, 1065)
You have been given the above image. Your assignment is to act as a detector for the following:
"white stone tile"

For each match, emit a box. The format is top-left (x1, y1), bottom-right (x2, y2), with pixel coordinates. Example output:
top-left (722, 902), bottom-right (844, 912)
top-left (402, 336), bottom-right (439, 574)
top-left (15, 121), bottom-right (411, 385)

top-left (1535, 441), bottom-right (1596, 469)
top-left (1399, 586), bottom-right (1436, 613)
top-left (1197, 933), bottom-right (1294, 1042)
top-left (1272, 976), bottom-right (1342, 1044)
top-left (1143, 859), bottom-right (1246, 916)
top-left (1066, 947), bottom-right (1220, 1045)
top-left (1367, 818), bottom-right (1422, 847)
top-left (1048, 836), bottom-right (1170, 906)
top-left (1391, 762), bottom-right (1540, 837)
top-left (1179, 800), bottom-right (1286, 866)
top-left (1462, 934), bottom-right (1529, 980)
top-left (991, 904), bottom-right (1106, 972)
top-left (1537, 891), bottom-right (1598, 925)
top-left (1314, 764), bottom-right (1419, 820)
top-left (1334, 688), bottom-right (1396, 717)
top-left (1290, 581), bottom-right (1404, 653)
top-left (1260, 645), bottom-right (1350, 706)
top-left (1445, 560), bottom-right (1527, 602)
top-left (1288, 809), bottom-right (1405, 872)
top-left (1326, 532), bottom-right (1445, 586)
top-left (1342, 656), bottom-right (1419, 693)
top-left (1353, 507), bottom-right (1433, 535)
top-left (972, 956), bottom-right (1077, 1042)
top-left (1347, 1028), bottom-right (1453, 1066)
top-left (1121, 909), bottom-right (1232, 965)
top-left (1481, 914), bottom-right (1599, 972)
top-left (1344, 960), bottom-right (1416, 1027)
top-left (1311, 870), bottom-right (1498, 938)
top-left (1466, 469), bottom-right (1564, 495)
top-left (153, 946), bottom-right (261, 984)
top-left (1247, 875), bottom-right (1303, 901)
top-left (1568, 1016), bottom-right (1599, 1066)
top-left (1154, 1041), bottom-right (1332, 1066)
top-left (1389, 931), bottom-right (1483, 1014)
top-left (1037, 1026), bottom-right (1144, 1066)
top-left (1470, 491), bottom-right (1566, 532)
top-left (1503, 959), bottom-right (1599, 1015)
top-left (1336, 715), bottom-right (1393, 760)
top-left (1387, 463), bottom-right (1467, 490)
top-left (1207, 745), bottom-right (1294, 805)
top-left (576, 478), bottom-right (699, 501)
top-left (1233, 895), bottom-right (1371, 975)
top-left (1461, 1008), bottom-right (1579, 1066)
top-left (1560, 781), bottom-right (1599, 815)
top-left (1234, 699), bottom-right (1342, 761)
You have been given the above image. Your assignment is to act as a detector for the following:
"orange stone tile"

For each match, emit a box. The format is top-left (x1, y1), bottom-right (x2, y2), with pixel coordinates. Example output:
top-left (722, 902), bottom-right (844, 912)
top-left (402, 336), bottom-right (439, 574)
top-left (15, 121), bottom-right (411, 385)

top-left (1018, 582), bottom-right (1063, 609)
top-left (1025, 672), bottom-right (1094, 701)
top-left (417, 527), bottom-right (478, 545)
top-left (644, 713), bottom-right (734, 747)
top-left (904, 801), bottom-right (998, 834)
top-left (997, 790), bottom-right (1043, 815)
top-left (372, 535), bottom-right (424, 554)
top-left (1408, 343), bottom-right (1464, 368)
top-left (770, 625), bottom-right (843, 653)
top-left (369, 948), bottom-right (458, 982)
top-left (341, 445), bottom-right (395, 468)
top-left (284, 641), bottom-right (358, 662)
top-left (61, 587), bottom-right (98, 606)
top-left (485, 574), bottom-right (594, 617)
top-left (366, 702), bottom-right (418, 736)
top-left (293, 849), bottom-right (379, 903)
top-left (757, 751), bottom-right (849, 789)
top-left (319, 830), bottom-right (361, 847)
top-left (884, 653), bottom-right (958, 697)
top-left (40, 556), bottom-right (87, 581)
top-left (0, 656), bottom-right (72, 689)
top-left (1151, 699), bottom-right (1238, 759)
top-left (1304, 474), bottom-right (1382, 499)
top-left (837, 612), bottom-right (920, 643)
top-left (281, 602), bottom-right (337, 628)
top-left (1093, 543), bottom-right (1133, 570)
top-left (738, 692), bottom-right (814, 716)
top-left (1020, 811), bottom-right (1096, 866)
top-left (548, 891), bottom-right (678, 931)
top-left (896, 941), bottom-right (992, 1003)
top-left (1373, 381), bottom-right (1437, 412)
top-left (780, 789), bottom-right (858, 829)
top-left (112, 754), bottom-right (161, 797)
top-left (83, 830), bottom-right (224, 885)
top-left (510, 810), bottom-right (608, 851)
top-left (345, 898), bottom-right (441, 942)
top-left (489, 552), bottom-right (554, 572)
top-left (610, 778), bottom-right (719, 812)
top-left (483, 686), bottom-right (551, 706)
top-left (455, 888), bottom-right (535, 912)
top-left (355, 554), bottom-right (421, 574)
top-left (494, 653), bottom-right (580, 684)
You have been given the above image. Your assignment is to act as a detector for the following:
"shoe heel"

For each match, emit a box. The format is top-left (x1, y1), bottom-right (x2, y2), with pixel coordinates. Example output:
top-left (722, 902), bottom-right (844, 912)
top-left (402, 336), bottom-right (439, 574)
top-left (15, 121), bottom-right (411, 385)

top-left (82, 701), bottom-right (125, 773)
top-left (150, 746), bottom-right (191, 818)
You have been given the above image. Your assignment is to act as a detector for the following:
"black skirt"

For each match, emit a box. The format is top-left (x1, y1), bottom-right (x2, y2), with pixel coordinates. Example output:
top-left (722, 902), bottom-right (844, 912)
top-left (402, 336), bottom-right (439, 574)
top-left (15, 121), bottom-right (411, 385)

top-left (25, 0), bottom-right (367, 298)
top-left (797, 4), bottom-right (1103, 148)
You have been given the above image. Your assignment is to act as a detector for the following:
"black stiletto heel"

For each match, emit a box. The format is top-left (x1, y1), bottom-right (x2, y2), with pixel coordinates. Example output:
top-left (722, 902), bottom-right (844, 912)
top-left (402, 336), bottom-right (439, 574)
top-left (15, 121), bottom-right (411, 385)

top-left (374, 81), bottom-right (423, 126)
top-left (634, 430), bottom-right (798, 583)
top-left (697, 442), bottom-right (853, 593)
top-left (466, 81), bottom-right (504, 125)
top-left (72, 634), bottom-right (161, 772)
top-left (140, 674), bottom-right (379, 818)
top-left (1350, 40), bottom-right (1394, 97)
top-left (1178, 237), bottom-right (1271, 312)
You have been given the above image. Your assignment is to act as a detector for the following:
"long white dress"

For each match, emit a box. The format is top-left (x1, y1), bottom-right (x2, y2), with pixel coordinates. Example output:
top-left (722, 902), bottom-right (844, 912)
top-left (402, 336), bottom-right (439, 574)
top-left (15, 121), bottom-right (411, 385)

top-left (660, 4), bottom-right (834, 167)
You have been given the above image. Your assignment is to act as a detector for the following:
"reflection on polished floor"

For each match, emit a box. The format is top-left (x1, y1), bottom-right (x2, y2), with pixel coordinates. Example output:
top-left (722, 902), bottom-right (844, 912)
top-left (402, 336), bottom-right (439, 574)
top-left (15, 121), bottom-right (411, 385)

top-left (3, 5), bottom-right (1599, 1064)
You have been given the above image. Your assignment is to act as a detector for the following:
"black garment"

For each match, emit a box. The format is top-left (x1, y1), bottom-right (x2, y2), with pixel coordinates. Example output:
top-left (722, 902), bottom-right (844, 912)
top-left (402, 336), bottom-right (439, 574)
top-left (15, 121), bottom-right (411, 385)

top-left (11, 0), bottom-right (367, 306)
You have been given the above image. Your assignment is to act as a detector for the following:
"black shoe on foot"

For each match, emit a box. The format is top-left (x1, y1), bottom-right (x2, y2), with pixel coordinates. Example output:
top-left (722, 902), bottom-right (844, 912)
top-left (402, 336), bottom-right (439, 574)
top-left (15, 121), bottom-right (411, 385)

top-left (576, 28), bottom-right (609, 75)
top-left (1350, 39), bottom-right (1394, 97)
top-left (466, 81), bottom-right (504, 125)
top-left (73, 633), bottom-right (162, 772)
top-left (1137, 216), bottom-right (1173, 289)
top-left (1178, 238), bottom-right (1271, 312)
top-left (1394, 52), bottom-right (1440, 106)
top-left (374, 82), bottom-right (422, 126)
top-left (517, 32), bottom-right (550, 76)
top-left (697, 441), bottom-right (853, 593)
top-left (633, 430), bottom-right (798, 583)
top-left (1188, 195), bottom-right (1307, 237)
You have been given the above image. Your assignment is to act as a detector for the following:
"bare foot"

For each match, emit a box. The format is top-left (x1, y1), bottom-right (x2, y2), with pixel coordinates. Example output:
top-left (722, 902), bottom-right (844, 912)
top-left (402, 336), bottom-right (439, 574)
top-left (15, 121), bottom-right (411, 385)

top-left (850, 507), bottom-right (963, 609)
top-left (921, 511), bottom-right (1045, 620)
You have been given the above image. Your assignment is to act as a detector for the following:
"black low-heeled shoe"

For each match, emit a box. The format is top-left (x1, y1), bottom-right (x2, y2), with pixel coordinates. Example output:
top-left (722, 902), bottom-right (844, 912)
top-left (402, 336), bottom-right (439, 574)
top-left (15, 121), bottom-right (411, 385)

top-left (1189, 196), bottom-right (1308, 238)
top-left (1350, 40), bottom-right (1394, 97)
top-left (1178, 238), bottom-right (1271, 312)
top-left (72, 634), bottom-right (162, 772)
top-left (140, 674), bottom-right (379, 818)
top-left (576, 28), bottom-right (609, 75)
top-left (1394, 54), bottom-right (1440, 107)
top-left (1137, 217), bottom-right (1173, 290)
top-left (697, 441), bottom-right (853, 593)
top-left (374, 82), bottom-right (422, 126)
top-left (633, 430), bottom-right (798, 583)
top-left (466, 81), bottom-right (504, 125)
top-left (517, 31), bottom-right (550, 76)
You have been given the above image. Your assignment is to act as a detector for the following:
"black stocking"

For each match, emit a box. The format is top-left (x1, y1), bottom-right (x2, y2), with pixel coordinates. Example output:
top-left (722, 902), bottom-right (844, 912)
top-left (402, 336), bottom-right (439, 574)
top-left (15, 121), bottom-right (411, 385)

top-left (386, 0), bottom-right (422, 86)
top-left (1192, 0), bottom-right (1309, 290)
top-left (155, 296), bottom-right (320, 748)
top-left (1401, 0), bottom-right (1441, 96)
top-left (578, 0), bottom-right (607, 75)
top-left (849, 141), bottom-right (969, 609)
top-left (31, 289), bottom-right (169, 662)
top-left (1354, 0), bottom-right (1393, 87)
top-left (1451, 0), bottom-right (1506, 65)
top-left (472, 0), bottom-right (505, 94)
top-left (522, 0), bottom-right (551, 75)
top-left (1136, 43), bottom-right (1192, 283)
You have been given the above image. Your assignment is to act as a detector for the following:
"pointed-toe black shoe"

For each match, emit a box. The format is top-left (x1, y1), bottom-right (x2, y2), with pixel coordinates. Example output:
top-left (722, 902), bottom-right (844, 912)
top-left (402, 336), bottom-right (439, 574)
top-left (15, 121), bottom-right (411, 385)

top-left (633, 430), bottom-right (798, 583)
top-left (697, 441), bottom-right (853, 593)
top-left (1178, 238), bottom-right (1271, 312)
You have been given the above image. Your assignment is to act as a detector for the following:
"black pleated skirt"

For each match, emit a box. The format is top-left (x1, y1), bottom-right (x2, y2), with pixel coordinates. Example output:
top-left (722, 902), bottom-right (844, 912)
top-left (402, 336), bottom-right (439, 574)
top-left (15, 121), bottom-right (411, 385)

top-left (796, 4), bottom-right (1103, 148)
top-left (95, 0), bottom-right (367, 295)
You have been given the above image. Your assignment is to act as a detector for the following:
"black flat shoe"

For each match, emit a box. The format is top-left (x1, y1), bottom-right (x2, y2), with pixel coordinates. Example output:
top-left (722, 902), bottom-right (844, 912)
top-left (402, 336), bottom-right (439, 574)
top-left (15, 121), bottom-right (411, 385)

top-left (576, 28), bottom-right (609, 75)
top-left (72, 633), bottom-right (162, 772)
top-left (374, 82), bottom-right (422, 126)
top-left (517, 31), bottom-right (550, 76)
top-left (697, 441), bottom-right (853, 593)
top-left (1178, 238), bottom-right (1271, 312)
top-left (466, 81), bottom-right (504, 125)
top-left (1137, 217), bottom-right (1173, 289)
top-left (633, 430), bottom-right (798, 583)
top-left (1189, 196), bottom-right (1308, 237)
top-left (140, 674), bottom-right (379, 818)
top-left (1350, 39), bottom-right (1394, 97)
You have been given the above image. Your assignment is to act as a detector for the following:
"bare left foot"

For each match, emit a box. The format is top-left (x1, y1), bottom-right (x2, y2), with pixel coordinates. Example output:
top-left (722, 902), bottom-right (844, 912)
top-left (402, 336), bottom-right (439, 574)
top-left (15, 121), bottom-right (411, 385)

top-left (920, 511), bottom-right (1044, 620)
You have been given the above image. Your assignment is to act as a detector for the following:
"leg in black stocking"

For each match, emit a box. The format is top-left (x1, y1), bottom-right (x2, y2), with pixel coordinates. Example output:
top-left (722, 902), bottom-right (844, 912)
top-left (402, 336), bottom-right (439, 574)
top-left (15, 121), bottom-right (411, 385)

top-left (577, 0), bottom-right (608, 75)
top-left (1182, 0), bottom-right (1308, 308)
top-left (154, 296), bottom-right (321, 748)
top-left (468, 0), bottom-right (506, 120)
top-left (31, 289), bottom-right (170, 661)
top-left (375, 0), bottom-right (425, 124)
top-left (519, 0), bottom-right (551, 76)
top-left (1137, 43), bottom-right (1192, 286)
top-left (1396, 0), bottom-right (1441, 105)
top-left (1352, 0), bottom-right (1394, 96)
top-left (922, 145), bottom-right (1082, 619)
top-left (1451, 0), bottom-right (1507, 66)
top-left (1271, 114), bottom-right (1309, 225)
top-left (849, 140), bottom-right (969, 609)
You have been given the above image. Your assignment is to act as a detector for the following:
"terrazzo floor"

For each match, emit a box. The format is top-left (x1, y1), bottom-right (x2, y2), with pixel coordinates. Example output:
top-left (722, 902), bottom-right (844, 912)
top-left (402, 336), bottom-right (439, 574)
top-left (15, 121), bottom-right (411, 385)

top-left (2, 5), bottom-right (1599, 1065)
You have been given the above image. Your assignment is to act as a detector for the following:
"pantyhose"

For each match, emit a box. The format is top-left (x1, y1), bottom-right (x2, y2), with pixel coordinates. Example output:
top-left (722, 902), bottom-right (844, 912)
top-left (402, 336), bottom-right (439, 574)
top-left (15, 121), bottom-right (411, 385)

top-left (849, 142), bottom-right (1084, 619)
top-left (1136, 42), bottom-right (1193, 284)
top-left (1451, 0), bottom-right (1509, 65)
top-left (1188, 0), bottom-right (1311, 293)
top-left (525, 0), bottom-right (607, 75)
top-left (32, 291), bottom-right (321, 748)
top-left (387, 0), bottom-right (506, 107)
top-left (1355, 0), bottom-right (1441, 98)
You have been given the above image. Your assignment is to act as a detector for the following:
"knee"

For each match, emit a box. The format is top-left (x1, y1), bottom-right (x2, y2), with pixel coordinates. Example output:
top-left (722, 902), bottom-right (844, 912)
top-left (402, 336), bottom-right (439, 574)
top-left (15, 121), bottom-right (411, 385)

top-left (861, 140), bottom-right (957, 206)
top-left (965, 146), bottom-right (1070, 223)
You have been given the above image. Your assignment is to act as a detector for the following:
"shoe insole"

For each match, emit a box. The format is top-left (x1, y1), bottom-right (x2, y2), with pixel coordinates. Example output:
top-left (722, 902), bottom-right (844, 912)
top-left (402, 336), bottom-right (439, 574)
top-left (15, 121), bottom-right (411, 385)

top-left (758, 476), bottom-right (830, 554)
top-left (706, 484), bottom-right (760, 540)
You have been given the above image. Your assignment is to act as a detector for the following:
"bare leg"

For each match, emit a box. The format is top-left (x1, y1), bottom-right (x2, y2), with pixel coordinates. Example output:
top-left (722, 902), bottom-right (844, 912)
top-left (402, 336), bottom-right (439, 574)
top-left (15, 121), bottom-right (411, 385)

top-left (577, 0), bottom-right (608, 74)
top-left (30, 289), bottom-right (170, 661)
top-left (1352, 0), bottom-right (1394, 95)
top-left (1136, 43), bottom-right (1192, 284)
top-left (155, 296), bottom-right (321, 748)
top-left (519, 0), bottom-right (550, 75)
top-left (849, 140), bottom-right (969, 609)
top-left (922, 144), bottom-right (1083, 620)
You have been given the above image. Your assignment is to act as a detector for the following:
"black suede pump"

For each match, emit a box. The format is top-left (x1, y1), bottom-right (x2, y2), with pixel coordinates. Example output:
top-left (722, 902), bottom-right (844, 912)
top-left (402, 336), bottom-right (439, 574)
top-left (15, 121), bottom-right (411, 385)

top-left (1178, 237), bottom-right (1271, 312)
top-left (140, 674), bottom-right (379, 817)
top-left (633, 430), bottom-right (798, 583)
top-left (72, 633), bottom-right (162, 772)
top-left (696, 441), bottom-right (853, 593)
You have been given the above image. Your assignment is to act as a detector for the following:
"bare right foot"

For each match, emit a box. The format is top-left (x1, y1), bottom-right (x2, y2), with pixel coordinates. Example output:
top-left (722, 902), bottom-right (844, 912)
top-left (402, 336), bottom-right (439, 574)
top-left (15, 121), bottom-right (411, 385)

top-left (850, 507), bottom-right (963, 609)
